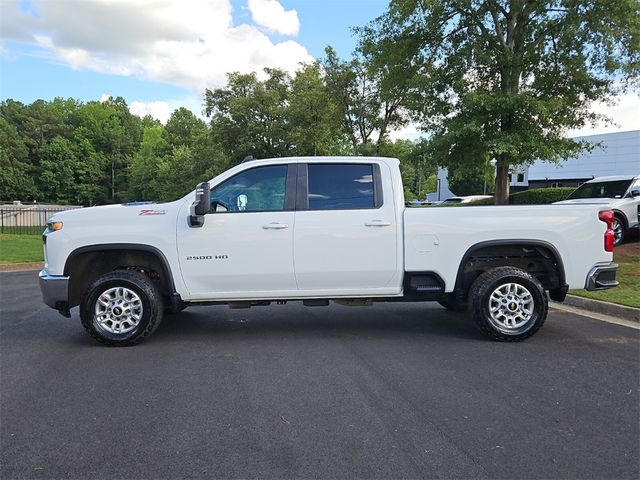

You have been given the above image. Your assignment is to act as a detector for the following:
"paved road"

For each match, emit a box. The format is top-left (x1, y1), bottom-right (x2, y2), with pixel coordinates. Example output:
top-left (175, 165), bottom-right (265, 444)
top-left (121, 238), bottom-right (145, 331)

top-left (1, 271), bottom-right (638, 479)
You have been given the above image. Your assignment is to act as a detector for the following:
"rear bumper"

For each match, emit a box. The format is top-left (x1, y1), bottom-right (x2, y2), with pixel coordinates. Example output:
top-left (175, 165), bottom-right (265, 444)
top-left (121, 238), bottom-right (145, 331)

top-left (585, 262), bottom-right (619, 291)
top-left (39, 270), bottom-right (71, 316)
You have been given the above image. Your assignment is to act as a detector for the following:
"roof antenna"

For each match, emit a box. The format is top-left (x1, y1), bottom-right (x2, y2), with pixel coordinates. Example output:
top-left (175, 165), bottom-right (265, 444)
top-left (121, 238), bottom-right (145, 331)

top-left (242, 155), bottom-right (255, 163)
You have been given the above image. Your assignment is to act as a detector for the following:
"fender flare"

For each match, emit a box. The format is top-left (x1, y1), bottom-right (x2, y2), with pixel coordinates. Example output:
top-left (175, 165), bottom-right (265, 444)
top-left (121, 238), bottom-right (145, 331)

top-left (454, 239), bottom-right (567, 292)
top-left (64, 243), bottom-right (178, 295)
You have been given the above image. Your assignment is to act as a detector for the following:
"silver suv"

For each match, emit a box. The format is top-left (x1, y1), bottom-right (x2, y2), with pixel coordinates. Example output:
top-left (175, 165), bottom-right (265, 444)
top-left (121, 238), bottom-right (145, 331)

top-left (555, 175), bottom-right (640, 245)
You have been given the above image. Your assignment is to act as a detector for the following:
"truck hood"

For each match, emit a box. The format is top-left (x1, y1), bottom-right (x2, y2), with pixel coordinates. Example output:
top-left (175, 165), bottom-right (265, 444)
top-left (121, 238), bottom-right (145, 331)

top-left (48, 200), bottom-right (183, 225)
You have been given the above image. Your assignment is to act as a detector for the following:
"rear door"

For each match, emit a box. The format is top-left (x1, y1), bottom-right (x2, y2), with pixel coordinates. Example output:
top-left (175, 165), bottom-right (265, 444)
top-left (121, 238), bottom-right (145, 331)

top-left (293, 162), bottom-right (400, 295)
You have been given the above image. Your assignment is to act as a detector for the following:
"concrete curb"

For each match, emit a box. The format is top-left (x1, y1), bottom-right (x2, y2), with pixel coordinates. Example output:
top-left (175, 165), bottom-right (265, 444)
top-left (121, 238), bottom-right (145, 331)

top-left (0, 262), bottom-right (43, 272)
top-left (556, 294), bottom-right (640, 323)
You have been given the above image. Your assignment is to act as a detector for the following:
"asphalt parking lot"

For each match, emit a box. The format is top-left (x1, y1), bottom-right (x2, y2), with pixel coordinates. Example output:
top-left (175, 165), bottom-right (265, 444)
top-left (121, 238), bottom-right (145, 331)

top-left (1, 270), bottom-right (639, 479)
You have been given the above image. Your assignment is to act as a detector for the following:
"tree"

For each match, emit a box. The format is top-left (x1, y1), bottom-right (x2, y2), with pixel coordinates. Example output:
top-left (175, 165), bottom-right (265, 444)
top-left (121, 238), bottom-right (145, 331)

top-left (360, 0), bottom-right (640, 204)
top-left (204, 69), bottom-right (292, 163)
top-left (0, 116), bottom-right (36, 201)
top-left (37, 136), bottom-right (78, 204)
top-left (288, 63), bottom-right (347, 156)
top-left (321, 47), bottom-right (409, 154)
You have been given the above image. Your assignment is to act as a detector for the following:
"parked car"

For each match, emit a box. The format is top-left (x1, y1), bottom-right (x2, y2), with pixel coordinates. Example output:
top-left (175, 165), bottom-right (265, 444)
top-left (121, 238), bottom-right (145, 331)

top-left (40, 156), bottom-right (618, 345)
top-left (554, 175), bottom-right (640, 245)
top-left (440, 195), bottom-right (493, 205)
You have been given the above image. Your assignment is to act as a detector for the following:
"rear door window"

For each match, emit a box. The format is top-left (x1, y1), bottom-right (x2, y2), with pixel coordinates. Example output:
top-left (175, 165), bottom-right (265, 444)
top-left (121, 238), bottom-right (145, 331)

top-left (307, 164), bottom-right (376, 210)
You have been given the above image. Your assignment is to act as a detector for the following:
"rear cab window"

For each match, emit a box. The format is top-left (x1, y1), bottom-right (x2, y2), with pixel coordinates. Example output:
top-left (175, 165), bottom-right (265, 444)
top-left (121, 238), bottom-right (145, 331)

top-left (304, 163), bottom-right (382, 210)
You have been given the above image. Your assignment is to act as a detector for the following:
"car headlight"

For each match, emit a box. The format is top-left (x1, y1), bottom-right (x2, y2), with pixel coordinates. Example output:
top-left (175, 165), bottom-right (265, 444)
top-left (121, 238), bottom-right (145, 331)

top-left (46, 221), bottom-right (63, 232)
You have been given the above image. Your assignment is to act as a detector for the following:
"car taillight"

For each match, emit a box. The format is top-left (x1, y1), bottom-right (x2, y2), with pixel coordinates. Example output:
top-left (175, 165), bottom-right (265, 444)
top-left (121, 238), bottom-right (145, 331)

top-left (598, 210), bottom-right (615, 252)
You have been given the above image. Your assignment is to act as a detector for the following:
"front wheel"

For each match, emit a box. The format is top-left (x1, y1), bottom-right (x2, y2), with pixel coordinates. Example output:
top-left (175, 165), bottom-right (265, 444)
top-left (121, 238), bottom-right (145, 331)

top-left (80, 271), bottom-right (164, 346)
top-left (469, 267), bottom-right (548, 342)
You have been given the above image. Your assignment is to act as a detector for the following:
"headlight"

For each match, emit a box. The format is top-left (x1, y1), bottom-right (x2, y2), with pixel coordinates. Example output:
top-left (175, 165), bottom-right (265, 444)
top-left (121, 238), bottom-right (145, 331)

top-left (46, 221), bottom-right (63, 232)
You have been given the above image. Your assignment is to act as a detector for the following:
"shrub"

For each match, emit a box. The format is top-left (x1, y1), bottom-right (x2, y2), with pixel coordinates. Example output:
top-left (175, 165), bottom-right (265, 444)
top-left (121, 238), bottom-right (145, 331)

top-left (509, 187), bottom-right (575, 204)
top-left (460, 187), bottom-right (575, 206)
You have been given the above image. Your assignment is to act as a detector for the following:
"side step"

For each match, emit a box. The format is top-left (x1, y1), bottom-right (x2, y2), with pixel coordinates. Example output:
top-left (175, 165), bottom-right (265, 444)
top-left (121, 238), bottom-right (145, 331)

top-left (405, 272), bottom-right (445, 294)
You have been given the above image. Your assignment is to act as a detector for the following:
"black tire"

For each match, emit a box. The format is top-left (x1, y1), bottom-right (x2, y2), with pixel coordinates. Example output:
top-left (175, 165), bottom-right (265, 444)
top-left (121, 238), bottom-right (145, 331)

top-left (438, 296), bottom-right (468, 312)
top-left (613, 215), bottom-right (625, 246)
top-left (469, 267), bottom-right (548, 342)
top-left (80, 271), bottom-right (164, 346)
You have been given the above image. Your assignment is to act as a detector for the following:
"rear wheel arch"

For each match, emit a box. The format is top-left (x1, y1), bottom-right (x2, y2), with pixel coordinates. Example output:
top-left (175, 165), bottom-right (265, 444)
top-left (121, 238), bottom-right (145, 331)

top-left (454, 240), bottom-right (566, 301)
top-left (612, 210), bottom-right (628, 228)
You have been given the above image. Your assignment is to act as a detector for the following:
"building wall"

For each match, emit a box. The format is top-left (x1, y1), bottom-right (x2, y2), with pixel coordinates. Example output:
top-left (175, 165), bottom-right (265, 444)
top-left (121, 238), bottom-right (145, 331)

top-left (521, 130), bottom-right (640, 185)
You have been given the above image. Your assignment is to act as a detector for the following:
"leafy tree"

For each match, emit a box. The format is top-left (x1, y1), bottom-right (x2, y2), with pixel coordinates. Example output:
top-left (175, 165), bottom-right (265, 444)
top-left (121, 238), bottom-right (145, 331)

top-left (360, 0), bottom-right (640, 203)
top-left (128, 125), bottom-right (168, 201)
top-left (288, 63), bottom-right (348, 155)
top-left (321, 47), bottom-right (409, 154)
top-left (204, 69), bottom-right (292, 163)
top-left (37, 136), bottom-right (78, 204)
top-left (163, 107), bottom-right (208, 148)
top-left (0, 116), bottom-right (36, 201)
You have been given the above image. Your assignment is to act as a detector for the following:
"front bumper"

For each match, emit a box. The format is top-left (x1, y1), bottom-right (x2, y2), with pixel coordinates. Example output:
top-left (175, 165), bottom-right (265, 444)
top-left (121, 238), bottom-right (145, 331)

top-left (585, 262), bottom-right (619, 291)
top-left (39, 270), bottom-right (71, 316)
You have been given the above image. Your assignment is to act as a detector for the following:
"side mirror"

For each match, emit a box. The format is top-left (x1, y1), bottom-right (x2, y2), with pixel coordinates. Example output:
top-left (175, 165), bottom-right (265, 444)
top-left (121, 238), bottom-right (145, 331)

top-left (629, 188), bottom-right (640, 198)
top-left (189, 181), bottom-right (210, 228)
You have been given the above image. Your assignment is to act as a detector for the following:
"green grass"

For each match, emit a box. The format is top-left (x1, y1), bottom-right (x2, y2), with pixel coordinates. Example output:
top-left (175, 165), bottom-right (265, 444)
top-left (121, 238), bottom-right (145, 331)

top-left (0, 234), bottom-right (44, 263)
top-left (570, 244), bottom-right (640, 308)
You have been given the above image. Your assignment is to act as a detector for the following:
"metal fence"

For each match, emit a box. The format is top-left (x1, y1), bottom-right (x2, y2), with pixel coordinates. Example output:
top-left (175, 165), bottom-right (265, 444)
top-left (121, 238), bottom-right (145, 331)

top-left (0, 205), bottom-right (81, 235)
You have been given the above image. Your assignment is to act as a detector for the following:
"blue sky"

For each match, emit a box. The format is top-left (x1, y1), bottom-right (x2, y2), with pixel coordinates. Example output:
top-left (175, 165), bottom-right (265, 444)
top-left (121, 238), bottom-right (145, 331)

top-left (0, 0), bottom-right (636, 135)
top-left (0, 0), bottom-right (388, 118)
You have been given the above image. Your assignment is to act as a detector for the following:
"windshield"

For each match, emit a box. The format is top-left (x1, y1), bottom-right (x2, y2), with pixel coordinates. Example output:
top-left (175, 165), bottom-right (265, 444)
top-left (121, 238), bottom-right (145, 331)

top-left (566, 180), bottom-right (632, 200)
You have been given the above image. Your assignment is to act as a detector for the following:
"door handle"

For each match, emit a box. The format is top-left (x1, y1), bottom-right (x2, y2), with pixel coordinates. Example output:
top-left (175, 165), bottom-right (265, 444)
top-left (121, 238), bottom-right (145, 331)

top-left (262, 222), bottom-right (289, 230)
top-left (364, 220), bottom-right (391, 227)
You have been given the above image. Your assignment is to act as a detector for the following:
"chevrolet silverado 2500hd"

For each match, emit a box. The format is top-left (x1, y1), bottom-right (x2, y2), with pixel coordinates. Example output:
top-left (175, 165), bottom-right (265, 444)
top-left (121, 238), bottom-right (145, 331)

top-left (39, 156), bottom-right (619, 345)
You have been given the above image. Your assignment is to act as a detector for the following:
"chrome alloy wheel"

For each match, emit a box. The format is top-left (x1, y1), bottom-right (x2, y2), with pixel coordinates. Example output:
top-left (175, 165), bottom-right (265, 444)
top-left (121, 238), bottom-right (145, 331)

top-left (488, 283), bottom-right (535, 334)
top-left (94, 287), bottom-right (143, 334)
top-left (612, 218), bottom-right (623, 245)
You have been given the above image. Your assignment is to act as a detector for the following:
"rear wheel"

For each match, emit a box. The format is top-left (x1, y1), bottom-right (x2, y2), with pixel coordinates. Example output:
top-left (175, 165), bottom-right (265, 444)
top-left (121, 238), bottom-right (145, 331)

top-left (469, 267), bottom-right (547, 342)
top-left (80, 271), bottom-right (164, 346)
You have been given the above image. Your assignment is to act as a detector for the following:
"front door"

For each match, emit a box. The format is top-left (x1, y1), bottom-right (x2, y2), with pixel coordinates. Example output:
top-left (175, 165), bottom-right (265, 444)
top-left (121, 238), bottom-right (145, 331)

top-left (177, 163), bottom-right (297, 300)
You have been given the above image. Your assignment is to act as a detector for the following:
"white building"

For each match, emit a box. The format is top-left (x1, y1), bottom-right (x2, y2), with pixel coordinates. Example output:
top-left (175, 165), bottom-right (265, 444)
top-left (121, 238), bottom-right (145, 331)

top-left (511, 130), bottom-right (640, 189)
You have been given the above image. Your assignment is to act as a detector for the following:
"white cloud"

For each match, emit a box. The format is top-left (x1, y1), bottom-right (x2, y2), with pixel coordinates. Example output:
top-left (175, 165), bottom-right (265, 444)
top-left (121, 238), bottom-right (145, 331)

top-left (129, 100), bottom-right (174, 123)
top-left (1, 0), bottom-right (312, 92)
top-left (389, 122), bottom-right (424, 142)
top-left (248, 0), bottom-right (300, 35)
top-left (568, 91), bottom-right (640, 137)
top-left (128, 96), bottom-right (204, 124)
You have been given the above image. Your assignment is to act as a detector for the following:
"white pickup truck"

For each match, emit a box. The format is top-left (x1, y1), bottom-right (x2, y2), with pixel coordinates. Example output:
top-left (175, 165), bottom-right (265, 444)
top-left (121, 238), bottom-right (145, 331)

top-left (40, 156), bottom-right (618, 346)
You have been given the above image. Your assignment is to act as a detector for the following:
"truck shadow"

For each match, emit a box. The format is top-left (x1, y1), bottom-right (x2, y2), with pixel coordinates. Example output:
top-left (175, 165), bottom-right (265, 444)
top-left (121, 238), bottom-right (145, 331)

top-left (150, 303), bottom-right (485, 343)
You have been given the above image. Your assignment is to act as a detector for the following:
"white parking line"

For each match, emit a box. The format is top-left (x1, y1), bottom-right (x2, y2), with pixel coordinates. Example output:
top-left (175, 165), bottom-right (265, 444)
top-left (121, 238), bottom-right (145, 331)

top-left (551, 303), bottom-right (640, 330)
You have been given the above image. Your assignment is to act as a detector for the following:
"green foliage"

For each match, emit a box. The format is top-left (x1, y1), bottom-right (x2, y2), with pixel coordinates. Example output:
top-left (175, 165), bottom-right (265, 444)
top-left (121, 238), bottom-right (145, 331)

top-left (360, 0), bottom-right (640, 203)
top-left (204, 66), bottom-right (349, 162)
top-left (447, 161), bottom-right (495, 196)
top-left (321, 47), bottom-right (408, 153)
top-left (463, 187), bottom-right (575, 205)
top-left (509, 187), bottom-right (575, 205)
top-left (0, 116), bottom-right (35, 200)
